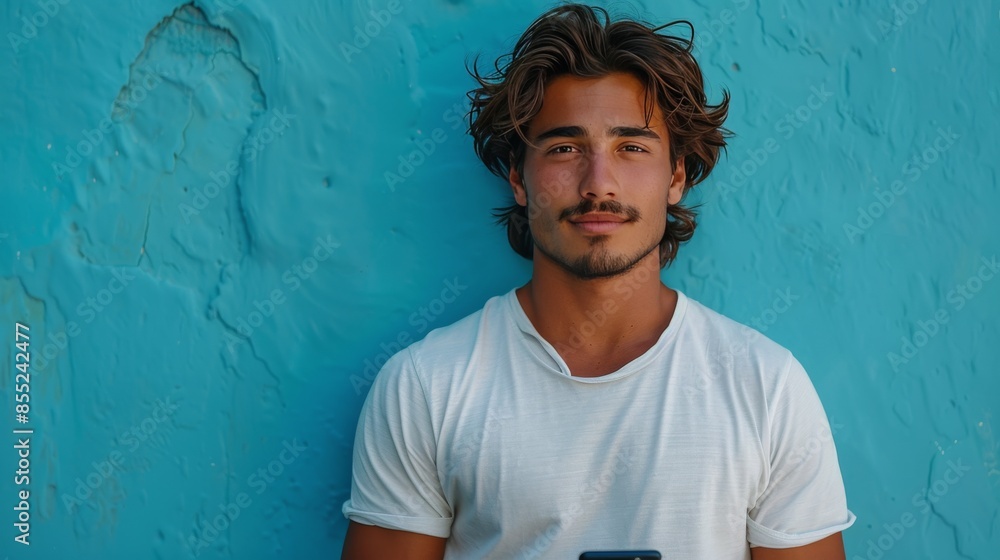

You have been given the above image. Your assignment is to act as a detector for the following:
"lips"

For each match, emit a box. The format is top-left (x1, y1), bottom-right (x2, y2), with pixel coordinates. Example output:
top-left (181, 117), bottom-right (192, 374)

top-left (569, 213), bottom-right (628, 233)
top-left (569, 213), bottom-right (628, 223)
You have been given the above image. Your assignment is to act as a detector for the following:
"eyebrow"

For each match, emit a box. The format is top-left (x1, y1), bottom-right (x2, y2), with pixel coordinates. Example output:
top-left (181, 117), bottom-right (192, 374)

top-left (532, 125), bottom-right (662, 143)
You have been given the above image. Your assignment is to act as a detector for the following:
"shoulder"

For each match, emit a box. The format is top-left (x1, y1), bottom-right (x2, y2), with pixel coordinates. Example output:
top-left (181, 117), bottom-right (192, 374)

top-left (400, 289), bottom-right (512, 374)
top-left (680, 292), bottom-right (793, 364)
top-left (678, 288), bottom-right (811, 410)
top-left (677, 293), bottom-right (834, 459)
top-left (364, 294), bottom-right (502, 404)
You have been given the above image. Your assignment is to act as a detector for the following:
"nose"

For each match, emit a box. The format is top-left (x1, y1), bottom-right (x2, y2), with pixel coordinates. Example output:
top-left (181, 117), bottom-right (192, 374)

top-left (577, 151), bottom-right (619, 200)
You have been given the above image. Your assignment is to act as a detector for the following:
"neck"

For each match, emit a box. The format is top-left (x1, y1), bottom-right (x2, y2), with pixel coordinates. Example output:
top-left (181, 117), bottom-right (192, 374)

top-left (515, 248), bottom-right (677, 363)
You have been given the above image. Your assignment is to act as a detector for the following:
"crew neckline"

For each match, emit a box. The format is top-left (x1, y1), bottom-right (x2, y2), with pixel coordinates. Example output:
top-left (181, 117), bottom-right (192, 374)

top-left (504, 286), bottom-right (689, 383)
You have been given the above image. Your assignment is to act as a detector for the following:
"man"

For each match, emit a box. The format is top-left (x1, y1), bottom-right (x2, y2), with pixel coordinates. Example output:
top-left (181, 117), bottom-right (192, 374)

top-left (342, 4), bottom-right (855, 559)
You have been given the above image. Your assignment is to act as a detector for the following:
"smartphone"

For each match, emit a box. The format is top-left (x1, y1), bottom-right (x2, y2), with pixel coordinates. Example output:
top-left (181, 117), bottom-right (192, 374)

top-left (579, 551), bottom-right (661, 560)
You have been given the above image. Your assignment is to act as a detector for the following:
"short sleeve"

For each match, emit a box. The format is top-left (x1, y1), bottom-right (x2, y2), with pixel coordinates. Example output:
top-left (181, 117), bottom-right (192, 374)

top-left (747, 354), bottom-right (856, 548)
top-left (341, 347), bottom-right (454, 538)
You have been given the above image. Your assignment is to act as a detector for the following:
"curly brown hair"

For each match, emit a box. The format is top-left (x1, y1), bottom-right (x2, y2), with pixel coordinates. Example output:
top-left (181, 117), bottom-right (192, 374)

top-left (466, 3), bottom-right (731, 268)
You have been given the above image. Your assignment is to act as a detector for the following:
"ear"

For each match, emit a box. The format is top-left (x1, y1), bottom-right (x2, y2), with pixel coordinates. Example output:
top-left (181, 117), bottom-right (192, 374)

top-left (667, 156), bottom-right (686, 205)
top-left (508, 152), bottom-right (528, 207)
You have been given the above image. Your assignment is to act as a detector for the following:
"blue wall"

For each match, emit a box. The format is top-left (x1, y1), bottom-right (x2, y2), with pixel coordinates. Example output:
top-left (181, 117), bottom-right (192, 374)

top-left (1, 1), bottom-right (997, 558)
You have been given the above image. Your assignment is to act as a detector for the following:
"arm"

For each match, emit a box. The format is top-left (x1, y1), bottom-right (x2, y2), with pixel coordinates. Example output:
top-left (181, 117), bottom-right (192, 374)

top-left (340, 349), bottom-right (454, 556)
top-left (341, 521), bottom-right (446, 560)
top-left (750, 532), bottom-right (845, 560)
top-left (746, 354), bottom-right (855, 549)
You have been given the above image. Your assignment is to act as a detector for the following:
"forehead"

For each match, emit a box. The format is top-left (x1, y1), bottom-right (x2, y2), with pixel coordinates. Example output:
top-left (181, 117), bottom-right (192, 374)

top-left (528, 72), bottom-right (664, 134)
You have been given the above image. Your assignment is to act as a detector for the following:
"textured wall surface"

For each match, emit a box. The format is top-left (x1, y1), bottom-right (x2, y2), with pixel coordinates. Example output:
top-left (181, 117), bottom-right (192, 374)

top-left (1, 0), bottom-right (998, 558)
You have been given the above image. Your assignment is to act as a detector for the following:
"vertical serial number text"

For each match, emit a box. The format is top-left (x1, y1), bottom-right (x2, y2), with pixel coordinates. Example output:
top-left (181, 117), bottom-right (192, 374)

top-left (13, 322), bottom-right (32, 546)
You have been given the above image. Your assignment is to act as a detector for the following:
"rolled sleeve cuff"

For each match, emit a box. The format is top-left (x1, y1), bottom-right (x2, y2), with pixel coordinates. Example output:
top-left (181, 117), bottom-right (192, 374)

top-left (342, 501), bottom-right (453, 539)
top-left (748, 510), bottom-right (857, 549)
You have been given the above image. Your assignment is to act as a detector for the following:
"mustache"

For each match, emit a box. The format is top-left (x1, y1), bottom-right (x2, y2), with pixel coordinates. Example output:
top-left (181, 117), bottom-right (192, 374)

top-left (558, 199), bottom-right (641, 222)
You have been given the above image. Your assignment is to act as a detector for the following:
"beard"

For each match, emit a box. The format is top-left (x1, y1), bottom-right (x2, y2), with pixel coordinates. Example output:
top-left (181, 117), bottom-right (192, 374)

top-left (528, 196), bottom-right (662, 280)
top-left (534, 233), bottom-right (660, 279)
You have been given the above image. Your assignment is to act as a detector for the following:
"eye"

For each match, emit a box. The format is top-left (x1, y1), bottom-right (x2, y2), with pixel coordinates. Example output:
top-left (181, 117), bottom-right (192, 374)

top-left (547, 145), bottom-right (577, 155)
top-left (621, 145), bottom-right (647, 153)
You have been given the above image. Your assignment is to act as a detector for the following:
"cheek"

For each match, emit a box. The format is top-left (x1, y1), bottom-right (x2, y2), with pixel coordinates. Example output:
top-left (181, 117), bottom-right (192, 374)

top-left (528, 190), bottom-right (559, 224)
top-left (644, 194), bottom-right (671, 233)
top-left (532, 162), bottom-right (579, 200)
top-left (526, 177), bottom-right (575, 217)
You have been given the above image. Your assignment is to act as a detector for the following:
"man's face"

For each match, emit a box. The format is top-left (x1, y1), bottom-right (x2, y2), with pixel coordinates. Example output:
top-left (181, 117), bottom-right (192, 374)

top-left (508, 72), bottom-right (686, 279)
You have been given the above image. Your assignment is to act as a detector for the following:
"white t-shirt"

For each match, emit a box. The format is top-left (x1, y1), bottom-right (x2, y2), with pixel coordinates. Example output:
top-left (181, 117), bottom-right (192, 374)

top-left (342, 288), bottom-right (855, 559)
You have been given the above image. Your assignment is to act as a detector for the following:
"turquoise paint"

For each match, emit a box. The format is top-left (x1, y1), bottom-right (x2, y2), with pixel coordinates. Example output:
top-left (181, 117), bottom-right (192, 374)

top-left (1, 0), bottom-right (997, 558)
